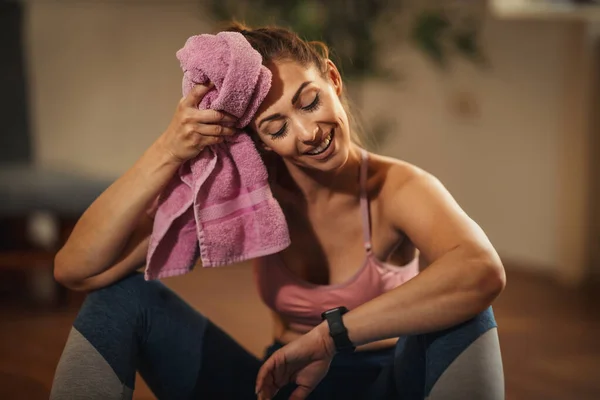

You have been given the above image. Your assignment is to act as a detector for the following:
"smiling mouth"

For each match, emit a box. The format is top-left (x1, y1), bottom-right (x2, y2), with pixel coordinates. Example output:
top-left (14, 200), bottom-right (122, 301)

top-left (305, 130), bottom-right (334, 156)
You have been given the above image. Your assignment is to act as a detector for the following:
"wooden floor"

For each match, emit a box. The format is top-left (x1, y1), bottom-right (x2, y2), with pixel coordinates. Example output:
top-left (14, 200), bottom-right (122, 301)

top-left (0, 264), bottom-right (598, 400)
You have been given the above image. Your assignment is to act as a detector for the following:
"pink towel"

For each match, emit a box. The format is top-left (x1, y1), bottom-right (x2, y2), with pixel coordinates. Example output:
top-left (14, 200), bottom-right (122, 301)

top-left (145, 32), bottom-right (291, 280)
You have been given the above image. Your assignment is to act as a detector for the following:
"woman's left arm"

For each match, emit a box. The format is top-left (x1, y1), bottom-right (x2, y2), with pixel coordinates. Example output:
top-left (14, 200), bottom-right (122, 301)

top-left (256, 167), bottom-right (506, 399)
top-left (337, 167), bottom-right (506, 346)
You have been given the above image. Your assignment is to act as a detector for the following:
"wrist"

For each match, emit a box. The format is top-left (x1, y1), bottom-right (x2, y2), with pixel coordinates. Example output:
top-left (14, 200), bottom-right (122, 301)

top-left (314, 321), bottom-right (337, 358)
top-left (320, 307), bottom-right (356, 354)
top-left (128, 139), bottom-right (183, 193)
top-left (150, 135), bottom-right (187, 167)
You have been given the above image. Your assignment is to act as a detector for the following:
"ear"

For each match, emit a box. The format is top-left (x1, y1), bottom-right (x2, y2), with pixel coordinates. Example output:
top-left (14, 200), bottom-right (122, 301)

top-left (326, 59), bottom-right (343, 97)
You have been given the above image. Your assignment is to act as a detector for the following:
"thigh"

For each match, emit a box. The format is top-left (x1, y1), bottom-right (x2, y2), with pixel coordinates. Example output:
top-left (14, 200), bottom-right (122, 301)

top-left (190, 321), bottom-right (262, 400)
top-left (73, 272), bottom-right (260, 399)
top-left (392, 307), bottom-right (503, 399)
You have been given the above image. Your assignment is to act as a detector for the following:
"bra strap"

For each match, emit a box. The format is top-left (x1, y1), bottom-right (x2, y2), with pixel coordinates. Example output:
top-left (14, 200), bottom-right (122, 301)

top-left (359, 148), bottom-right (372, 252)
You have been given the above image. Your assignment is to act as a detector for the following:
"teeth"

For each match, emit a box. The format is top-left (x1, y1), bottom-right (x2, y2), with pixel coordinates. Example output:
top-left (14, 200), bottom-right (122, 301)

top-left (307, 132), bottom-right (333, 155)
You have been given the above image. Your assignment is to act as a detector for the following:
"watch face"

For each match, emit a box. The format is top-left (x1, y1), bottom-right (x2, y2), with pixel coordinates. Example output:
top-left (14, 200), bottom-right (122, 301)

top-left (321, 306), bottom-right (348, 320)
top-left (321, 308), bottom-right (337, 320)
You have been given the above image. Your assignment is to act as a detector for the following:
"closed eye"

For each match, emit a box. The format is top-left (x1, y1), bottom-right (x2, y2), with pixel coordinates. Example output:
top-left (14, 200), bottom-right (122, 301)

top-left (271, 122), bottom-right (289, 140)
top-left (302, 93), bottom-right (321, 112)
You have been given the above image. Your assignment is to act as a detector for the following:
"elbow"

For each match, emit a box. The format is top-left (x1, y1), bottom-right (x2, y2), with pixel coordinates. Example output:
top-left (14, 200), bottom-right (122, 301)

top-left (53, 249), bottom-right (67, 284)
top-left (53, 249), bottom-right (87, 292)
top-left (476, 252), bottom-right (506, 305)
top-left (53, 249), bottom-right (73, 289)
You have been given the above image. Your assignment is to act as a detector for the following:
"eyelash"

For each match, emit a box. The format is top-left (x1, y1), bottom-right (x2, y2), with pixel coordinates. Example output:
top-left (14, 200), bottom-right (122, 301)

top-left (271, 93), bottom-right (321, 140)
top-left (303, 93), bottom-right (321, 112)
top-left (272, 123), bottom-right (288, 140)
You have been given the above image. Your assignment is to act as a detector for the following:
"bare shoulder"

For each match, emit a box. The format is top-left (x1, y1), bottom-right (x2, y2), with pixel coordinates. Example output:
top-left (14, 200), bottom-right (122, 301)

top-left (367, 151), bottom-right (457, 222)
top-left (366, 151), bottom-right (434, 198)
top-left (367, 150), bottom-right (496, 264)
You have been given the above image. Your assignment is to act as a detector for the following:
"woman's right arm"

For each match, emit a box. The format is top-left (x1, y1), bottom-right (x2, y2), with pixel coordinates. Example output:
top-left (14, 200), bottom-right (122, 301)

top-left (54, 84), bottom-right (237, 291)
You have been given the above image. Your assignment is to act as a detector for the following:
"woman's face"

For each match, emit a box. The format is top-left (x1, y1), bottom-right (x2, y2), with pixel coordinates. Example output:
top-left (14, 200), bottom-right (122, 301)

top-left (250, 59), bottom-right (352, 172)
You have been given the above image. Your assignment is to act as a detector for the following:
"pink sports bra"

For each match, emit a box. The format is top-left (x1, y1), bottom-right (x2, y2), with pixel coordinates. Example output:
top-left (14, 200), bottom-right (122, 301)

top-left (253, 149), bottom-right (420, 333)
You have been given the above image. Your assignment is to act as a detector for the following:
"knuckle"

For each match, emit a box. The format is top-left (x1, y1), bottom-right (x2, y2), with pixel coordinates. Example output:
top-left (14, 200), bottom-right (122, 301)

top-left (191, 136), bottom-right (202, 147)
top-left (180, 112), bottom-right (195, 124)
top-left (191, 85), bottom-right (202, 96)
top-left (210, 110), bottom-right (222, 121)
top-left (184, 124), bottom-right (196, 135)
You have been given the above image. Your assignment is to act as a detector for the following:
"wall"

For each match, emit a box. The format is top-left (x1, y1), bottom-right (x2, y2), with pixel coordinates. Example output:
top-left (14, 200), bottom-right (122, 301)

top-left (1, 2), bottom-right (31, 163)
top-left (25, 1), bottom-right (213, 178)
top-left (361, 17), bottom-right (575, 273)
top-left (23, 2), bottom-right (594, 277)
top-left (588, 29), bottom-right (600, 283)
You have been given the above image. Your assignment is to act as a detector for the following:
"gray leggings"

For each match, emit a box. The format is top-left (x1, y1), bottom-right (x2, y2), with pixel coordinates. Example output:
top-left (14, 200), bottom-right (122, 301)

top-left (50, 273), bottom-right (504, 399)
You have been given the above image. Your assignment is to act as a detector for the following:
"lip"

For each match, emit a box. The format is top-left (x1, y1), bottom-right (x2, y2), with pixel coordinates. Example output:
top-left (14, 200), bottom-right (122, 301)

top-left (304, 129), bottom-right (336, 161)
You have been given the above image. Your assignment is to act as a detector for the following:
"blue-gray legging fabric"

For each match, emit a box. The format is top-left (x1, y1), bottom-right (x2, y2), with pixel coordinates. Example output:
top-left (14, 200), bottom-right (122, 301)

top-left (51, 272), bottom-right (501, 399)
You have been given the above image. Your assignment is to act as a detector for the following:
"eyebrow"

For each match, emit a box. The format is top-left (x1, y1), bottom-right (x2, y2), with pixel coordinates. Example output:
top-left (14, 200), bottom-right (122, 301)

top-left (258, 81), bottom-right (312, 128)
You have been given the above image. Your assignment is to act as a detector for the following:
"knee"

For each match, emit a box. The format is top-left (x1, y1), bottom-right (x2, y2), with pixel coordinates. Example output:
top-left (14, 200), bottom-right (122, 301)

top-left (73, 272), bottom-right (165, 333)
top-left (426, 328), bottom-right (504, 399)
top-left (392, 307), bottom-right (500, 397)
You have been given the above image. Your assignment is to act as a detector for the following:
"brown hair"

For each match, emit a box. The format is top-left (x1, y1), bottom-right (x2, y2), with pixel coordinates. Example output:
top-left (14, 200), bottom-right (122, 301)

top-left (222, 21), bottom-right (365, 146)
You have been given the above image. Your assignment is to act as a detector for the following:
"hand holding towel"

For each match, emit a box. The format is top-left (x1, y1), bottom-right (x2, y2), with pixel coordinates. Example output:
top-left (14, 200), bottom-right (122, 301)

top-left (145, 32), bottom-right (290, 280)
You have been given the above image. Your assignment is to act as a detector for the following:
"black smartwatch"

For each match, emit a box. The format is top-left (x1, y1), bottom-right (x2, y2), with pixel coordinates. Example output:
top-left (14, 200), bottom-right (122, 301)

top-left (320, 306), bottom-right (356, 353)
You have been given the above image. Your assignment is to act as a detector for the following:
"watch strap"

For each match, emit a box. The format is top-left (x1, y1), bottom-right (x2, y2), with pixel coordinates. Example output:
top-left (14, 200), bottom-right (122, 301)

top-left (321, 307), bottom-right (356, 353)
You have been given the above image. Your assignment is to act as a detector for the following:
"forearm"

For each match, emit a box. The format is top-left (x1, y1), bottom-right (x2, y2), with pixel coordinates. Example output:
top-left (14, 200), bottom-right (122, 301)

top-left (56, 139), bottom-right (180, 278)
top-left (317, 246), bottom-right (505, 350)
top-left (279, 328), bottom-right (398, 352)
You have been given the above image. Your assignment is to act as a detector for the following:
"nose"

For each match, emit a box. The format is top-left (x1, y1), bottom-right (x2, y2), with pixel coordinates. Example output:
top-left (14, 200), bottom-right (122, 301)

top-left (296, 122), bottom-right (320, 143)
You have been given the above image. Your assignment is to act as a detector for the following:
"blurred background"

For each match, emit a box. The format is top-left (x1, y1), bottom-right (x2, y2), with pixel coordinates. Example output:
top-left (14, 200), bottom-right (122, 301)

top-left (1, 0), bottom-right (599, 398)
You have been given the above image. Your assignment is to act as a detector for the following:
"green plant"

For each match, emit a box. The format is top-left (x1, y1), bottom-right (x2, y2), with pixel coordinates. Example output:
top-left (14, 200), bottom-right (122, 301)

top-left (411, 8), bottom-right (486, 67)
top-left (208, 0), bottom-right (486, 80)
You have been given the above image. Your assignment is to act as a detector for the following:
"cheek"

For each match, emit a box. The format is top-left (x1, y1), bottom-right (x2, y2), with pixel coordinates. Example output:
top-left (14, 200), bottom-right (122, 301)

top-left (316, 99), bottom-right (341, 124)
top-left (265, 136), bottom-right (297, 155)
top-left (327, 98), bottom-right (349, 131)
top-left (322, 90), bottom-right (346, 121)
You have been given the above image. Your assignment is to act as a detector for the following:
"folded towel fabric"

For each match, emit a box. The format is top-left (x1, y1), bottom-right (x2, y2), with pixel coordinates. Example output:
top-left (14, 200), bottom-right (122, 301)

top-left (145, 32), bottom-right (290, 280)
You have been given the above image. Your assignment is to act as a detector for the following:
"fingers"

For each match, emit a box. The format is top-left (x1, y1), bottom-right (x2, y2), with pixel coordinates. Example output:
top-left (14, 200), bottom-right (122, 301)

top-left (191, 135), bottom-right (224, 154)
top-left (191, 108), bottom-right (237, 125)
top-left (180, 85), bottom-right (238, 124)
top-left (289, 386), bottom-right (313, 400)
top-left (255, 359), bottom-right (272, 395)
top-left (257, 387), bottom-right (278, 400)
top-left (199, 135), bottom-right (225, 147)
top-left (256, 359), bottom-right (280, 400)
top-left (194, 123), bottom-right (237, 137)
top-left (180, 83), bottom-right (213, 108)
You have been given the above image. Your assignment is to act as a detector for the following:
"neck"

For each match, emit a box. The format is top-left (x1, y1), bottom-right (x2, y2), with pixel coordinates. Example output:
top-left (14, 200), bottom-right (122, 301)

top-left (281, 145), bottom-right (363, 205)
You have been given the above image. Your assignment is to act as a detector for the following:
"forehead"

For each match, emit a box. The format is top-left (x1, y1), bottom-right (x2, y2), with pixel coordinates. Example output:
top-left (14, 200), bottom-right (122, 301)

top-left (254, 60), bottom-right (322, 118)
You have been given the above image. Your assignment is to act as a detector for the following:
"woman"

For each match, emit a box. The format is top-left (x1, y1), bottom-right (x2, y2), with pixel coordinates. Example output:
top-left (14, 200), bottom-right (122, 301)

top-left (51, 23), bottom-right (505, 400)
